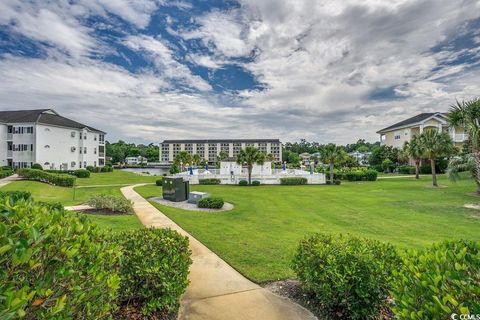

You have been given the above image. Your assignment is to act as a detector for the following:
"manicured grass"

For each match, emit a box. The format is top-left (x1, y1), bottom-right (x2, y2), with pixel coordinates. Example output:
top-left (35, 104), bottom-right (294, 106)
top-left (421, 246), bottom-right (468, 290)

top-left (80, 213), bottom-right (143, 233)
top-left (135, 175), bottom-right (480, 283)
top-left (75, 169), bottom-right (158, 186)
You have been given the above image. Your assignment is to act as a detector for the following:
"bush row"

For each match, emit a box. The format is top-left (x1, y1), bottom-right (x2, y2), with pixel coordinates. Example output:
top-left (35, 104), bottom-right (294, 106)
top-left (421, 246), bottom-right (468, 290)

top-left (199, 178), bottom-right (221, 185)
top-left (17, 168), bottom-right (76, 187)
top-left (238, 180), bottom-right (261, 186)
top-left (0, 194), bottom-right (192, 319)
top-left (44, 169), bottom-right (90, 178)
top-left (280, 177), bottom-right (308, 185)
top-left (198, 197), bottom-right (224, 209)
top-left (344, 169), bottom-right (378, 181)
top-left (325, 180), bottom-right (341, 185)
top-left (398, 165), bottom-right (416, 174)
top-left (156, 178), bottom-right (163, 186)
top-left (86, 165), bottom-right (113, 173)
top-left (0, 168), bottom-right (13, 179)
top-left (292, 234), bottom-right (479, 319)
top-left (87, 195), bottom-right (133, 213)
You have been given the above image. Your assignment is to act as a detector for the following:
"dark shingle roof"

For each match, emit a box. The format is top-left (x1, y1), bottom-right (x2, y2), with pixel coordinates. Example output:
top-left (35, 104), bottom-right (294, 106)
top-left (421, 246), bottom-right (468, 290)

top-left (0, 109), bottom-right (105, 133)
top-left (161, 139), bottom-right (281, 144)
top-left (377, 113), bottom-right (446, 133)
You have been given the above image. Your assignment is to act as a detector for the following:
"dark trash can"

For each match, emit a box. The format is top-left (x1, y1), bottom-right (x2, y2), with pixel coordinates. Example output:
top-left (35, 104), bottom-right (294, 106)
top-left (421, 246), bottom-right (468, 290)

top-left (162, 177), bottom-right (189, 202)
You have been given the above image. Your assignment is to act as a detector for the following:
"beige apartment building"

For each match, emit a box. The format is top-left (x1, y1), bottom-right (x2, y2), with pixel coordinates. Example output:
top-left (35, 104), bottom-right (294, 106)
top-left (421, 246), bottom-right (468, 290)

top-left (377, 112), bottom-right (466, 148)
top-left (159, 139), bottom-right (282, 164)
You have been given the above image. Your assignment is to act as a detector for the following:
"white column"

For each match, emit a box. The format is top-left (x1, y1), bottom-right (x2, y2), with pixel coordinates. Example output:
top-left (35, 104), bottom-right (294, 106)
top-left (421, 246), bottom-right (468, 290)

top-left (229, 143), bottom-right (233, 157)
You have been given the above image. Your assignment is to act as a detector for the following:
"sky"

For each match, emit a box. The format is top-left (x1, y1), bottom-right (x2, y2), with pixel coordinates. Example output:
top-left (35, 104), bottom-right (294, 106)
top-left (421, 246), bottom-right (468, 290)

top-left (0, 0), bottom-right (479, 144)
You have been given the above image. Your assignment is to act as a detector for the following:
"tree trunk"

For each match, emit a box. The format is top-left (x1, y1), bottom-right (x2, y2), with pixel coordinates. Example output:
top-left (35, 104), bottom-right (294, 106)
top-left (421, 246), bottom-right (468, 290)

top-left (329, 162), bottom-right (334, 183)
top-left (473, 151), bottom-right (480, 195)
top-left (431, 158), bottom-right (437, 187)
top-left (248, 164), bottom-right (252, 185)
top-left (415, 160), bottom-right (420, 179)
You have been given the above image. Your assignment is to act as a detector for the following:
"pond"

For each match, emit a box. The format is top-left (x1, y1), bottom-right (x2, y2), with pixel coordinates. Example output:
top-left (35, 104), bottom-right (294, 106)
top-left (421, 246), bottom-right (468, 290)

top-left (121, 167), bottom-right (169, 176)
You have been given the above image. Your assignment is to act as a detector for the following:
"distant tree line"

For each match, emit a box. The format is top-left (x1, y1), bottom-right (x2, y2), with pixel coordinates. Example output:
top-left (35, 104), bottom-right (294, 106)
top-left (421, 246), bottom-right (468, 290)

top-left (106, 140), bottom-right (159, 163)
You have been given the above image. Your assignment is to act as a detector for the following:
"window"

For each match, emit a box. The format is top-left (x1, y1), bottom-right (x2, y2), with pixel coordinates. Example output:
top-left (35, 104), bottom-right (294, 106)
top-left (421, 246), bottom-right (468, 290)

top-left (94, 147), bottom-right (97, 154)
top-left (71, 161), bottom-right (76, 167)
top-left (79, 162), bottom-right (82, 168)
top-left (71, 131), bottom-right (76, 137)
top-left (44, 128), bottom-right (50, 132)
top-left (94, 135), bottom-right (97, 141)
top-left (394, 132), bottom-right (401, 140)
top-left (84, 147), bottom-right (87, 154)
top-left (44, 145), bottom-right (50, 149)
top-left (84, 161), bottom-right (87, 168)
top-left (84, 134), bottom-right (87, 140)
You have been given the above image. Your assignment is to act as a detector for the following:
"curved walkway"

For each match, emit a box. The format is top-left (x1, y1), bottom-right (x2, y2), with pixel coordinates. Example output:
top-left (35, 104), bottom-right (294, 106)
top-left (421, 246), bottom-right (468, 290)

top-left (121, 184), bottom-right (316, 320)
top-left (0, 174), bottom-right (20, 187)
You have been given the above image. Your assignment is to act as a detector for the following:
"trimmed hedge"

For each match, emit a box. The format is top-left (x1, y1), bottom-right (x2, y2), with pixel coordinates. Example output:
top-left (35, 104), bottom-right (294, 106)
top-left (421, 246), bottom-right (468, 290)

top-left (155, 179), bottom-right (163, 186)
top-left (398, 165), bottom-right (416, 174)
top-left (114, 228), bottom-right (191, 316)
top-left (251, 180), bottom-right (261, 186)
top-left (280, 177), bottom-right (308, 185)
top-left (86, 166), bottom-right (114, 173)
top-left (199, 178), bottom-right (221, 185)
top-left (0, 169), bottom-right (13, 179)
top-left (345, 169), bottom-right (378, 181)
top-left (198, 197), bottom-right (224, 209)
top-left (31, 163), bottom-right (43, 170)
top-left (292, 233), bottom-right (399, 319)
top-left (74, 169), bottom-right (90, 178)
top-left (0, 194), bottom-right (121, 319)
top-left (238, 180), bottom-right (248, 186)
top-left (87, 195), bottom-right (133, 214)
top-left (17, 169), bottom-right (76, 187)
top-left (391, 240), bottom-right (480, 319)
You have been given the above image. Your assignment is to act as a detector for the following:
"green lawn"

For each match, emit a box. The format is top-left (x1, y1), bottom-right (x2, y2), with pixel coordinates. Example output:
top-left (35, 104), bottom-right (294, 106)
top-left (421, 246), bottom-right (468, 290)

top-left (75, 170), bottom-right (159, 186)
top-left (135, 175), bottom-right (480, 283)
top-left (80, 213), bottom-right (143, 233)
top-left (0, 170), bottom-right (156, 205)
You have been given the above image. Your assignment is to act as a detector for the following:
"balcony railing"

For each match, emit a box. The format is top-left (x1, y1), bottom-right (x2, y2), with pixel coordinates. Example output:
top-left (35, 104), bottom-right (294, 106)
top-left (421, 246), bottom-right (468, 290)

top-left (7, 133), bottom-right (12, 140)
top-left (7, 150), bottom-right (12, 158)
top-left (99, 153), bottom-right (105, 157)
top-left (453, 133), bottom-right (468, 142)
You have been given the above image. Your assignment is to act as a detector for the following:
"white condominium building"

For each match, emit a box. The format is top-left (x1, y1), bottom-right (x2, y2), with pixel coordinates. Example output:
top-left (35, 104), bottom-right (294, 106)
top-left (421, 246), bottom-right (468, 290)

top-left (0, 109), bottom-right (106, 170)
top-left (160, 139), bottom-right (282, 164)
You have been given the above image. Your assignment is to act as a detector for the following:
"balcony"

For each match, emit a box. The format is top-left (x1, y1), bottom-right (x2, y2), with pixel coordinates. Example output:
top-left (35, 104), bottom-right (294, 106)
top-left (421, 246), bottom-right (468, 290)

top-left (7, 150), bottom-right (12, 158)
top-left (7, 133), bottom-right (12, 140)
top-left (99, 152), bottom-right (105, 157)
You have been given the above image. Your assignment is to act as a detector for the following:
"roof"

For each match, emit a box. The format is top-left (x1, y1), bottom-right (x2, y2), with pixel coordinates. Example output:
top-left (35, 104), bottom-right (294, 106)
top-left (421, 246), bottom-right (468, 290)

top-left (377, 112), bottom-right (447, 133)
top-left (161, 139), bottom-right (281, 144)
top-left (0, 109), bottom-right (105, 133)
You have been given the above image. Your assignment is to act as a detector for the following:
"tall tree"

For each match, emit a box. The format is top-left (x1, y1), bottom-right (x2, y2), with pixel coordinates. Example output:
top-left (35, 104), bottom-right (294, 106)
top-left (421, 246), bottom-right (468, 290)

top-left (320, 144), bottom-right (346, 184)
top-left (192, 154), bottom-right (202, 166)
top-left (420, 129), bottom-right (455, 187)
top-left (236, 146), bottom-right (266, 184)
top-left (448, 98), bottom-right (480, 193)
top-left (403, 134), bottom-right (423, 179)
top-left (174, 151), bottom-right (192, 170)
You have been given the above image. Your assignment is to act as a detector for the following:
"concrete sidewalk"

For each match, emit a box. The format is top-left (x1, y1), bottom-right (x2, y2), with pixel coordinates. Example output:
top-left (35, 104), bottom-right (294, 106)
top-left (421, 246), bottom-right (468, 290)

top-left (121, 184), bottom-right (316, 320)
top-left (0, 174), bottom-right (20, 188)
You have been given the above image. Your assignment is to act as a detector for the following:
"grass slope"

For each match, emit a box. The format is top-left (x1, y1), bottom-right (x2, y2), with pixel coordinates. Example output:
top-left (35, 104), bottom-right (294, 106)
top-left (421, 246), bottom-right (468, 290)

top-left (81, 213), bottom-right (143, 233)
top-left (135, 175), bottom-right (480, 283)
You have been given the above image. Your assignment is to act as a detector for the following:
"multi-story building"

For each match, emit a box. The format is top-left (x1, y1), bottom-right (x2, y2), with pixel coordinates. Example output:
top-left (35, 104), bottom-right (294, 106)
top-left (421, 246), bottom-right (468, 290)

top-left (377, 112), bottom-right (467, 148)
top-left (0, 109), bottom-right (106, 170)
top-left (159, 139), bottom-right (283, 164)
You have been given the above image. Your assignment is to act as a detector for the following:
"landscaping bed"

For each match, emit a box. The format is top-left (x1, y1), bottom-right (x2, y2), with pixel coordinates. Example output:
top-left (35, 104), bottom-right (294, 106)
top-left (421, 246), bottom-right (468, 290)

top-left (150, 197), bottom-right (234, 212)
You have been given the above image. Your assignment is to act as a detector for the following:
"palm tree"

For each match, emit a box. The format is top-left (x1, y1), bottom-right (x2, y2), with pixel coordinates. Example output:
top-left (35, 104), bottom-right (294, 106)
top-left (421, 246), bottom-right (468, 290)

top-left (192, 154), bottom-right (201, 166)
top-left (448, 98), bottom-right (480, 193)
top-left (174, 151), bottom-right (192, 171)
top-left (419, 129), bottom-right (455, 187)
top-left (320, 144), bottom-right (346, 184)
top-left (447, 154), bottom-right (480, 193)
top-left (236, 146), bottom-right (266, 184)
top-left (403, 134), bottom-right (423, 179)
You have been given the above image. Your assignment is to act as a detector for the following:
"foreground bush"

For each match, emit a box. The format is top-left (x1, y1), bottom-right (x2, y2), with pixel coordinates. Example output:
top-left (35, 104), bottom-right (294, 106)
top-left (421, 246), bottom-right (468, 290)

top-left (251, 180), bottom-right (261, 186)
top-left (280, 177), bottom-right (307, 185)
top-left (391, 240), bottom-right (480, 319)
top-left (199, 178), bottom-right (221, 185)
top-left (17, 168), bottom-right (76, 187)
top-left (0, 194), bottom-right (120, 319)
top-left (0, 190), bottom-right (31, 201)
top-left (155, 178), bottom-right (163, 186)
top-left (114, 229), bottom-right (191, 316)
top-left (198, 197), bottom-right (224, 209)
top-left (292, 233), bottom-right (399, 319)
top-left (238, 180), bottom-right (248, 186)
top-left (87, 194), bottom-right (133, 213)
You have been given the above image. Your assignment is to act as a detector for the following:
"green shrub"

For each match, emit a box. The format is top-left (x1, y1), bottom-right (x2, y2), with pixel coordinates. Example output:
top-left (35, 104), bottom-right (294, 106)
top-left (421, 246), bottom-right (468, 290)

top-left (382, 159), bottom-right (394, 173)
top-left (31, 163), bottom-right (43, 170)
top-left (345, 171), bottom-right (364, 181)
top-left (292, 233), bottom-right (399, 319)
top-left (398, 165), bottom-right (416, 174)
top-left (333, 179), bottom-right (341, 185)
top-left (155, 179), bottom-right (163, 186)
top-left (114, 228), bottom-right (191, 316)
top-left (87, 195), bottom-right (133, 213)
top-left (391, 240), bottom-right (480, 319)
top-left (251, 180), bottom-right (261, 186)
top-left (198, 197), bottom-right (224, 209)
top-left (238, 180), bottom-right (248, 186)
top-left (199, 178), bottom-right (221, 185)
top-left (74, 169), bottom-right (90, 178)
top-left (325, 180), bottom-right (331, 185)
top-left (16, 169), bottom-right (76, 187)
top-left (100, 166), bottom-right (113, 173)
top-left (86, 166), bottom-right (113, 173)
top-left (280, 177), bottom-right (308, 185)
top-left (0, 196), bottom-right (121, 319)
top-left (0, 190), bottom-right (31, 202)
top-left (0, 169), bottom-right (13, 179)
top-left (364, 169), bottom-right (378, 181)
top-left (86, 165), bottom-right (95, 172)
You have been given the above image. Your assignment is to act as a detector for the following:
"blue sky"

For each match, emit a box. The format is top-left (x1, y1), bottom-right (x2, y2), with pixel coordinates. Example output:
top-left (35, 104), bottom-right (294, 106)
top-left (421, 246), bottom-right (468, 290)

top-left (0, 0), bottom-right (479, 144)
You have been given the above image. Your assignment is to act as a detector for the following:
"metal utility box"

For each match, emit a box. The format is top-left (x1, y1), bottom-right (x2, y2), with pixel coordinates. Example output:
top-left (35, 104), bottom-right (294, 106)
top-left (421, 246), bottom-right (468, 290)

top-left (188, 191), bottom-right (210, 204)
top-left (162, 177), bottom-right (189, 202)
